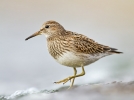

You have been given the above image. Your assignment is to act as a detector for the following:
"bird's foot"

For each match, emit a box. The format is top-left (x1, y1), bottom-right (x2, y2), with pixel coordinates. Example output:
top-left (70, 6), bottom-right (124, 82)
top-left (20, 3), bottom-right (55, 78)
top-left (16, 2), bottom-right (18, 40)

top-left (54, 77), bottom-right (74, 85)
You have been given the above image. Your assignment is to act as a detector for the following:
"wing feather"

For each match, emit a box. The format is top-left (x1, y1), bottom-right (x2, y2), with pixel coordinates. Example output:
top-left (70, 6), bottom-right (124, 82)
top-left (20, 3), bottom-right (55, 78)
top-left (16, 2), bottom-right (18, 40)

top-left (67, 33), bottom-right (122, 54)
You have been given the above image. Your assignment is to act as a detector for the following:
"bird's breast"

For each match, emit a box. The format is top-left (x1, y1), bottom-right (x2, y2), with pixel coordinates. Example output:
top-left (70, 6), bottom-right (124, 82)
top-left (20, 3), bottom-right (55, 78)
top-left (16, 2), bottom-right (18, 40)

top-left (47, 40), bottom-right (69, 59)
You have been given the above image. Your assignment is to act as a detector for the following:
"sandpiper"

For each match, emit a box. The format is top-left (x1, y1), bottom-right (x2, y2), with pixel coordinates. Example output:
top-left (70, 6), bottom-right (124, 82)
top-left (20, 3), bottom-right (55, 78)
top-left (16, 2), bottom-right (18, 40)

top-left (25, 20), bottom-right (122, 89)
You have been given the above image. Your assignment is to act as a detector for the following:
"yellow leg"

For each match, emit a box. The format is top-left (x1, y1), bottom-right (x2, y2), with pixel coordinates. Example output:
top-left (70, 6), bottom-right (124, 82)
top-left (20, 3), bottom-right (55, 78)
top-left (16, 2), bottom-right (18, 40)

top-left (68, 67), bottom-right (77, 89)
top-left (54, 66), bottom-right (85, 88)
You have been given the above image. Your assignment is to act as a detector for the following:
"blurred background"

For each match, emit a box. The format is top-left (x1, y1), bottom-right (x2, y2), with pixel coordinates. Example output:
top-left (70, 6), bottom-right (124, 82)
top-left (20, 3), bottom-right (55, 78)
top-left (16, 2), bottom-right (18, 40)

top-left (0, 0), bottom-right (134, 95)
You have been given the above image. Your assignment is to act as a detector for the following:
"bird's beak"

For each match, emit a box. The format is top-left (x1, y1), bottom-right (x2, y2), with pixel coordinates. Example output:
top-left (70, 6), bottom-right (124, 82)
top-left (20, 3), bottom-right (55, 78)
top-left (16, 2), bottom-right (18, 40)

top-left (25, 30), bottom-right (42, 41)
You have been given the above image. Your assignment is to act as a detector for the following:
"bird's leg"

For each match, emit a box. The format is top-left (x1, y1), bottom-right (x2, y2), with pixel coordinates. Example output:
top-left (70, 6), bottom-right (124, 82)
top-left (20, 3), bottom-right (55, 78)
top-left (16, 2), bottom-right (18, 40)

top-left (54, 66), bottom-right (85, 87)
top-left (68, 67), bottom-right (77, 89)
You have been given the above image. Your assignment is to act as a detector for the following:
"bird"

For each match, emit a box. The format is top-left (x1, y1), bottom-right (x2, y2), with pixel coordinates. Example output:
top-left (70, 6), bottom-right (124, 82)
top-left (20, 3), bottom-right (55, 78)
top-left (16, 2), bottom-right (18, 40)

top-left (25, 20), bottom-right (122, 89)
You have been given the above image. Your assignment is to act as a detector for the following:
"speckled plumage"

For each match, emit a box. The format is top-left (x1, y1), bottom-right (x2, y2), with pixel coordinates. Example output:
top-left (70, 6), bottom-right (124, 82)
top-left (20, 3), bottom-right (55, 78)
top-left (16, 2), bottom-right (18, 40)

top-left (25, 20), bottom-right (122, 88)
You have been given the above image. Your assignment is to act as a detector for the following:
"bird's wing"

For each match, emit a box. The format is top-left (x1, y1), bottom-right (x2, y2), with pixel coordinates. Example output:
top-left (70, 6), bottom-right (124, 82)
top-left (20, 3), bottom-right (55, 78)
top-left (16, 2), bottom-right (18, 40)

top-left (67, 33), bottom-right (122, 54)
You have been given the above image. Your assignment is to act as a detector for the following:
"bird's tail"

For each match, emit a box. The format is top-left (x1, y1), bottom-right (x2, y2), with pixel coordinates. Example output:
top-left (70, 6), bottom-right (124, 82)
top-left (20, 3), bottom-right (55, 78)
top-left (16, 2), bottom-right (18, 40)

top-left (104, 47), bottom-right (123, 54)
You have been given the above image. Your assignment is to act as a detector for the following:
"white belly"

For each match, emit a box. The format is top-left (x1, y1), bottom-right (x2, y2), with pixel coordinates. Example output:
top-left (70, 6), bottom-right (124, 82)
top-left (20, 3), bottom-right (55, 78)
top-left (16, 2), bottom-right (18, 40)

top-left (56, 51), bottom-right (109, 67)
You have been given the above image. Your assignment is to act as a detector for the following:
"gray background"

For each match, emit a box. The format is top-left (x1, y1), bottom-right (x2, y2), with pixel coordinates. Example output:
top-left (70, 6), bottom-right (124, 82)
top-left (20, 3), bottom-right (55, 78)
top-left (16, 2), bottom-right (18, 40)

top-left (0, 0), bottom-right (134, 94)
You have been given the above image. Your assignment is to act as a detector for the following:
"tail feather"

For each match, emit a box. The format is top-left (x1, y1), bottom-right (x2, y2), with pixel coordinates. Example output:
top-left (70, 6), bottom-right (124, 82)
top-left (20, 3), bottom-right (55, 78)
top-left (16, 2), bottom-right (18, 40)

top-left (110, 50), bottom-right (123, 54)
top-left (104, 47), bottom-right (123, 54)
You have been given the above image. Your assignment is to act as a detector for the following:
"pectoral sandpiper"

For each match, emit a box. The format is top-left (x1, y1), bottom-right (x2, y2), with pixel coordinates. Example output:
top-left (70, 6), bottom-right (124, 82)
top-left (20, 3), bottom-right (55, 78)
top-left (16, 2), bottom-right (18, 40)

top-left (25, 20), bottom-right (122, 89)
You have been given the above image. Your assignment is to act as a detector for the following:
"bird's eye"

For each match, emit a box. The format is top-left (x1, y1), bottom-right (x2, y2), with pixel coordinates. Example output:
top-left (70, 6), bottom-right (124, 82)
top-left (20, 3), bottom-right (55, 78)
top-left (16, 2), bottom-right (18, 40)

top-left (45, 25), bottom-right (49, 28)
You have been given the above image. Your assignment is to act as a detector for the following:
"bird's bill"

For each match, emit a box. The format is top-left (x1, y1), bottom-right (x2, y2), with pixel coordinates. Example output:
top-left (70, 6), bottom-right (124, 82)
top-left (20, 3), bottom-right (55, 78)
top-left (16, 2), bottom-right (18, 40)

top-left (25, 31), bottom-right (41, 40)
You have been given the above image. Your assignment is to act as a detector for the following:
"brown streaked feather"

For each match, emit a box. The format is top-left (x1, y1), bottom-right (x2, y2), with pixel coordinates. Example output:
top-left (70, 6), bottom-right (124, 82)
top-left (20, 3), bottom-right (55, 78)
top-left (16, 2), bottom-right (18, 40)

top-left (98, 44), bottom-right (123, 54)
top-left (64, 31), bottom-right (122, 54)
top-left (29, 20), bottom-right (122, 56)
top-left (47, 30), bottom-right (122, 59)
top-left (47, 34), bottom-right (71, 59)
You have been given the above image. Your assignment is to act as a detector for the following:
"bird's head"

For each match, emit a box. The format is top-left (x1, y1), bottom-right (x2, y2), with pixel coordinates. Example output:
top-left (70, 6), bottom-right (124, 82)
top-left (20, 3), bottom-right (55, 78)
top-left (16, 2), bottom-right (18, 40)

top-left (25, 20), bottom-right (65, 40)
